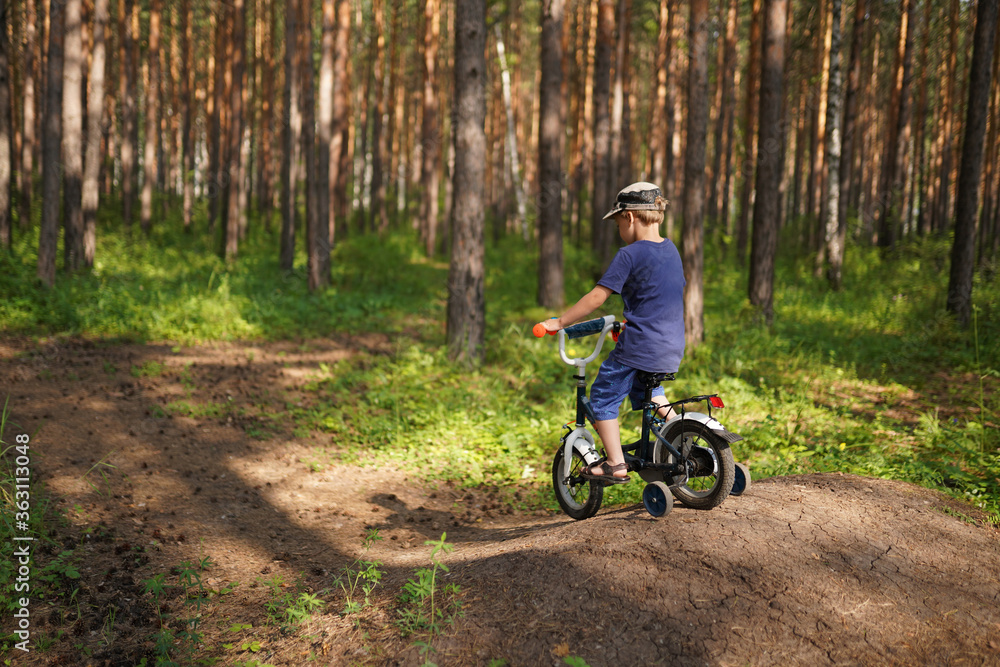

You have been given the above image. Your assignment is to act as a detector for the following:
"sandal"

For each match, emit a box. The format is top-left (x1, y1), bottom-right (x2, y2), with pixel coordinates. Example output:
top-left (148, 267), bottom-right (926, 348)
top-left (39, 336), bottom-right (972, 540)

top-left (581, 458), bottom-right (631, 485)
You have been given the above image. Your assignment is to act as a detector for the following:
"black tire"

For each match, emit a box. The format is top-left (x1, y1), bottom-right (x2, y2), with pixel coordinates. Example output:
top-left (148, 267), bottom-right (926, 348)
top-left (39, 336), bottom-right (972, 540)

top-left (654, 420), bottom-right (735, 510)
top-left (642, 481), bottom-right (673, 518)
top-left (552, 445), bottom-right (604, 520)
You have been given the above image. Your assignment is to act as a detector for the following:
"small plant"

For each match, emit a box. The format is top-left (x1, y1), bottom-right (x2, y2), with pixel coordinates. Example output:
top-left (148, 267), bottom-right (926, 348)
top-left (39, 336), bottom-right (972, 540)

top-left (261, 574), bottom-right (325, 629)
top-left (82, 453), bottom-right (119, 497)
top-left (142, 556), bottom-right (215, 666)
top-left (131, 360), bottom-right (165, 378)
top-left (396, 533), bottom-right (463, 664)
top-left (334, 529), bottom-right (384, 617)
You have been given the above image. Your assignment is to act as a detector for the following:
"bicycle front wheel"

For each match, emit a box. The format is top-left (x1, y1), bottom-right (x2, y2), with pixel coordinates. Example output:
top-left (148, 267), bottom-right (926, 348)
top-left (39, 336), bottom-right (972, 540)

top-left (654, 420), bottom-right (735, 510)
top-left (552, 445), bottom-right (604, 520)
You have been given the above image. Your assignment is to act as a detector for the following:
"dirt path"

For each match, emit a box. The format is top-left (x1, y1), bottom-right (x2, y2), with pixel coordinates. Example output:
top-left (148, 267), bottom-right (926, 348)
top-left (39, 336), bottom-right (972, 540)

top-left (2, 338), bottom-right (999, 666)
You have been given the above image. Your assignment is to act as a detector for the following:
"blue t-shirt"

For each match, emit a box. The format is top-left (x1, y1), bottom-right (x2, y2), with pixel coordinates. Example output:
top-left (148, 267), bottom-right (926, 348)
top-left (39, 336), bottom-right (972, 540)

top-left (597, 239), bottom-right (686, 373)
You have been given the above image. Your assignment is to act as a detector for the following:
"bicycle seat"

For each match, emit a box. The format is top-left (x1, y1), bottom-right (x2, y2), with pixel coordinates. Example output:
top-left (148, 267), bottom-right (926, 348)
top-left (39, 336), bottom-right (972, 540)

top-left (636, 371), bottom-right (675, 388)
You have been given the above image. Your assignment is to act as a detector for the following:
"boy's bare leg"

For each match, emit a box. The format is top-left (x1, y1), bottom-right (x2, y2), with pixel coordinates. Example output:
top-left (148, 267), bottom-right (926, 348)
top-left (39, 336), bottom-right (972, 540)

top-left (591, 419), bottom-right (628, 478)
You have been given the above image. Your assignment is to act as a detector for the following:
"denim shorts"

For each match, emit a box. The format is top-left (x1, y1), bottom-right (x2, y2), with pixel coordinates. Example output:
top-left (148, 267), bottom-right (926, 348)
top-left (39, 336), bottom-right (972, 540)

top-left (589, 357), bottom-right (665, 421)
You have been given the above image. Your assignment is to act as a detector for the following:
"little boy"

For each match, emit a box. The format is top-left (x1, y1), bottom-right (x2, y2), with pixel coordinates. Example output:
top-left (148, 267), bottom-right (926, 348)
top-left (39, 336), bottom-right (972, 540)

top-left (537, 182), bottom-right (685, 484)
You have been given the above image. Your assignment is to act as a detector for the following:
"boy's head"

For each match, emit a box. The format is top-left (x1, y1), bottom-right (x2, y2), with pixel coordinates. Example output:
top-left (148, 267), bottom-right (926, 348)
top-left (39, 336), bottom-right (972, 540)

top-left (602, 182), bottom-right (669, 226)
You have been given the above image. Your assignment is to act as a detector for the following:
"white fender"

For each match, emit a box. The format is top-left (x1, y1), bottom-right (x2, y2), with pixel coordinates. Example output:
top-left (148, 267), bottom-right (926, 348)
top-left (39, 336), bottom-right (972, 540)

top-left (562, 427), bottom-right (602, 479)
top-left (662, 411), bottom-right (726, 434)
top-left (661, 412), bottom-right (743, 443)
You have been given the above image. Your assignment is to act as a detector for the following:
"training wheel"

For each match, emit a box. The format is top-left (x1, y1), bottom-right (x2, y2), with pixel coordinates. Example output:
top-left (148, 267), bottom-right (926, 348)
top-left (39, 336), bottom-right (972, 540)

top-left (731, 462), bottom-right (752, 496)
top-left (643, 481), bottom-right (673, 518)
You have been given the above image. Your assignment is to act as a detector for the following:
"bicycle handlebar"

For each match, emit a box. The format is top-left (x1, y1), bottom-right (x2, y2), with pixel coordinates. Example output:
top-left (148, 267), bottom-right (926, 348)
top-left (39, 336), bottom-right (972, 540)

top-left (563, 317), bottom-right (609, 339)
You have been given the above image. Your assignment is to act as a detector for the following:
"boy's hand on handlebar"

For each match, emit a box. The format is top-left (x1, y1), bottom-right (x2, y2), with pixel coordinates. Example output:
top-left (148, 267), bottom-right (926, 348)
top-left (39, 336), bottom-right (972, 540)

top-left (532, 318), bottom-right (560, 337)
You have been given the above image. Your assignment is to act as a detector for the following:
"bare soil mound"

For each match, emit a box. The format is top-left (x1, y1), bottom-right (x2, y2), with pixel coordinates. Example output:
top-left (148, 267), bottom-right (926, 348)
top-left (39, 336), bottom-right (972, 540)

top-left (2, 339), bottom-right (998, 666)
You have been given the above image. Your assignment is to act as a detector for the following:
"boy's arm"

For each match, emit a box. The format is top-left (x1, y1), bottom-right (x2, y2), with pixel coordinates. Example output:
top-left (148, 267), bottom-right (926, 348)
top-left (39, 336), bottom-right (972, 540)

top-left (540, 285), bottom-right (613, 333)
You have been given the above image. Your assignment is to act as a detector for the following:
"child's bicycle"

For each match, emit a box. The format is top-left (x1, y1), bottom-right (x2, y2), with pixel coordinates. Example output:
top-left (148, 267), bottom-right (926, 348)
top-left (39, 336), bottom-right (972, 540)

top-left (533, 315), bottom-right (750, 519)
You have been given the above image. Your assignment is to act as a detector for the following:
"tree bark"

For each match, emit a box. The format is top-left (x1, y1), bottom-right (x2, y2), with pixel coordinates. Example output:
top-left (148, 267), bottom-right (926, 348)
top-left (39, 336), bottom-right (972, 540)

top-left (61, 0), bottom-right (84, 271)
top-left (650, 0), bottom-right (672, 190)
top-left (332, 0), bottom-right (349, 239)
top-left (447, 0), bottom-right (487, 365)
top-left (0, 0), bottom-right (11, 249)
top-left (495, 24), bottom-right (527, 240)
top-left (823, 0), bottom-right (844, 288)
top-left (537, 0), bottom-right (565, 309)
top-left (736, 0), bottom-right (761, 264)
top-left (223, 0), bottom-right (245, 260)
top-left (139, 0), bottom-right (161, 235)
top-left (748, 0), bottom-right (787, 324)
top-left (934, 0), bottom-right (961, 233)
top-left (368, 0), bottom-right (386, 233)
top-left (18, 0), bottom-right (36, 232)
top-left (38, 0), bottom-right (63, 287)
top-left (420, 0), bottom-right (441, 256)
top-left (610, 0), bottom-right (631, 188)
top-left (682, 0), bottom-right (709, 346)
top-left (81, 0), bottom-right (108, 267)
top-left (838, 0), bottom-right (865, 242)
top-left (181, 0), bottom-right (195, 230)
top-left (947, 0), bottom-right (998, 325)
top-left (876, 0), bottom-right (916, 249)
top-left (318, 0), bottom-right (335, 255)
top-left (280, 0), bottom-right (301, 271)
top-left (301, 0), bottom-right (324, 289)
top-left (591, 0), bottom-right (614, 270)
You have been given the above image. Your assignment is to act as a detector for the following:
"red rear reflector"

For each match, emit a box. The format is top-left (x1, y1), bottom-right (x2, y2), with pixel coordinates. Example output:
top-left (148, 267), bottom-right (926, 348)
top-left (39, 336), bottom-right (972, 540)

top-left (709, 396), bottom-right (724, 408)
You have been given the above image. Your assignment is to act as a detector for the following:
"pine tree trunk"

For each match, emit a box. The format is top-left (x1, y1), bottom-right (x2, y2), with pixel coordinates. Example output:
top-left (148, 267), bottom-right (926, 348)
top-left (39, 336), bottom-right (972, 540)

top-left (0, 0), bottom-right (11, 249)
top-left (223, 0), bottom-right (245, 259)
top-left (719, 0), bottom-right (738, 236)
top-left (610, 0), bottom-right (631, 188)
top-left (332, 0), bottom-right (349, 240)
top-left (947, 0), bottom-right (998, 325)
top-left (118, 0), bottom-right (135, 229)
top-left (420, 0), bottom-right (441, 256)
top-left (301, 0), bottom-right (323, 288)
top-left (537, 0), bottom-right (565, 309)
top-left (706, 0), bottom-right (729, 225)
top-left (181, 0), bottom-right (194, 230)
top-left (591, 0), bottom-right (614, 270)
top-left (38, 0), bottom-right (63, 287)
top-left (980, 19), bottom-right (1000, 257)
top-left (876, 0), bottom-right (916, 249)
top-left (280, 0), bottom-right (301, 270)
top-left (735, 0), bottom-right (761, 264)
top-left (61, 0), bottom-right (84, 270)
top-left (650, 0), bottom-right (672, 190)
top-left (318, 0), bottom-right (335, 254)
top-left (682, 0), bottom-right (709, 346)
top-left (139, 0), bottom-right (160, 234)
top-left (934, 0), bottom-right (961, 233)
top-left (495, 24), bottom-right (527, 239)
top-left (368, 0), bottom-right (386, 233)
top-left (839, 0), bottom-right (865, 239)
top-left (80, 0), bottom-right (108, 266)
top-left (808, 0), bottom-right (831, 241)
top-left (823, 0), bottom-right (844, 288)
top-left (447, 0), bottom-right (487, 365)
top-left (18, 0), bottom-right (35, 231)
top-left (748, 0), bottom-right (787, 324)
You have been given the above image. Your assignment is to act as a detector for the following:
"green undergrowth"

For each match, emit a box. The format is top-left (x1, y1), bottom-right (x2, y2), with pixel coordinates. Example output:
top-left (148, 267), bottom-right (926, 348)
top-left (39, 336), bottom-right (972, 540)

top-left (2, 210), bottom-right (998, 521)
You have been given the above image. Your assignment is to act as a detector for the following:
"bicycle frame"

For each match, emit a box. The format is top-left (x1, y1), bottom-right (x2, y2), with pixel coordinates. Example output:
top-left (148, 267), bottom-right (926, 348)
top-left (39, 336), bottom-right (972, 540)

top-left (553, 316), bottom-right (741, 485)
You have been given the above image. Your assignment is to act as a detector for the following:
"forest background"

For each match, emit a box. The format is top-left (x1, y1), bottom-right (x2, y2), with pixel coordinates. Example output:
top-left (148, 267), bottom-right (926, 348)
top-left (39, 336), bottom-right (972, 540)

top-left (0, 0), bottom-right (999, 528)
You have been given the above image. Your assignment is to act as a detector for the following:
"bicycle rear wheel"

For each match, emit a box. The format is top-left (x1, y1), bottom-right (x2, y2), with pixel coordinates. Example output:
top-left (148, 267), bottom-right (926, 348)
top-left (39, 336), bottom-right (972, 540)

top-left (654, 421), bottom-right (734, 510)
top-left (552, 445), bottom-right (604, 520)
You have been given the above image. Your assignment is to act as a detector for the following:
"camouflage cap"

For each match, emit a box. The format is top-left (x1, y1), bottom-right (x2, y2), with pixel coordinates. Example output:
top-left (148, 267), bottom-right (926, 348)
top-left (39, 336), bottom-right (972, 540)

top-left (602, 181), bottom-right (668, 220)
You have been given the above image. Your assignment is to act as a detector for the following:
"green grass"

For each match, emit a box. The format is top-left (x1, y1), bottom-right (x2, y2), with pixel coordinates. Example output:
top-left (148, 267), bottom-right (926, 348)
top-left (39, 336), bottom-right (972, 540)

top-left (1, 208), bottom-right (998, 521)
